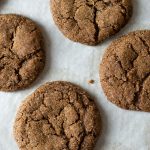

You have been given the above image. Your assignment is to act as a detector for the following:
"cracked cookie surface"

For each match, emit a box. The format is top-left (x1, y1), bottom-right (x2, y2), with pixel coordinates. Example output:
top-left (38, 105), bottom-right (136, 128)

top-left (51, 0), bottom-right (132, 45)
top-left (0, 14), bottom-right (45, 91)
top-left (100, 30), bottom-right (150, 112)
top-left (14, 81), bottom-right (101, 150)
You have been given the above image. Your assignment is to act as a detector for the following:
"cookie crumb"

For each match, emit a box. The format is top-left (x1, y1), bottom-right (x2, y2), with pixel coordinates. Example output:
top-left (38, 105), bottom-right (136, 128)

top-left (88, 80), bottom-right (95, 84)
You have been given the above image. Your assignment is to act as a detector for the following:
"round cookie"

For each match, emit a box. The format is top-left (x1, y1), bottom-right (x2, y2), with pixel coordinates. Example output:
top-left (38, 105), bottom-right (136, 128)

top-left (14, 81), bottom-right (101, 150)
top-left (50, 0), bottom-right (132, 45)
top-left (0, 14), bottom-right (45, 91)
top-left (100, 30), bottom-right (150, 112)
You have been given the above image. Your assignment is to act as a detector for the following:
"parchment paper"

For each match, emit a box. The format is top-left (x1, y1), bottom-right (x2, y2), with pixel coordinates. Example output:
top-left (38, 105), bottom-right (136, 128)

top-left (0, 0), bottom-right (150, 150)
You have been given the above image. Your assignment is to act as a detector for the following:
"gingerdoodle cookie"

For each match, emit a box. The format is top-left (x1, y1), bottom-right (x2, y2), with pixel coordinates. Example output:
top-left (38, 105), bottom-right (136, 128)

top-left (50, 0), bottom-right (132, 45)
top-left (0, 14), bottom-right (45, 91)
top-left (14, 81), bottom-right (101, 150)
top-left (100, 30), bottom-right (150, 112)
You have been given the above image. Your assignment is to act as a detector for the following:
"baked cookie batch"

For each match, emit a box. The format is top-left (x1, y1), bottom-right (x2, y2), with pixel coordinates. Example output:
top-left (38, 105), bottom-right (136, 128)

top-left (0, 0), bottom-right (149, 150)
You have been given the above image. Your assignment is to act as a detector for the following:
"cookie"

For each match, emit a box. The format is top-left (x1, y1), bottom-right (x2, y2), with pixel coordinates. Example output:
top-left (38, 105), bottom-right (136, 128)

top-left (100, 30), bottom-right (150, 112)
top-left (50, 0), bottom-right (132, 45)
top-left (14, 81), bottom-right (101, 150)
top-left (0, 14), bottom-right (45, 91)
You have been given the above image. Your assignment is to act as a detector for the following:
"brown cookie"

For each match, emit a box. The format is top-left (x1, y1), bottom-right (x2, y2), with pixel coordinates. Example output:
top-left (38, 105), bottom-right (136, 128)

top-left (14, 81), bottom-right (101, 150)
top-left (0, 14), bottom-right (45, 91)
top-left (50, 0), bottom-right (132, 45)
top-left (100, 30), bottom-right (150, 112)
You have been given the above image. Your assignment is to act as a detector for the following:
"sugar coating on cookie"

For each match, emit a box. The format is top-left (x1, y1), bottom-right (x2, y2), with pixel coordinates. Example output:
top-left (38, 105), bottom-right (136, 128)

top-left (100, 30), bottom-right (150, 112)
top-left (0, 14), bottom-right (45, 91)
top-left (51, 0), bottom-right (132, 45)
top-left (14, 81), bottom-right (101, 150)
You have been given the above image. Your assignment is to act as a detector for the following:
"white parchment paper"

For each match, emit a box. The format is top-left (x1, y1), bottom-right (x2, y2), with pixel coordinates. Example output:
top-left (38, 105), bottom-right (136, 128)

top-left (0, 0), bottom-right (150, 150)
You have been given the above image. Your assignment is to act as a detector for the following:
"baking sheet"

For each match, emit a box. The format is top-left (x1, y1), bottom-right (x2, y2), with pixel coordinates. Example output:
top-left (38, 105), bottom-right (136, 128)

top-left (0, 0), bottom-right (150, 150)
